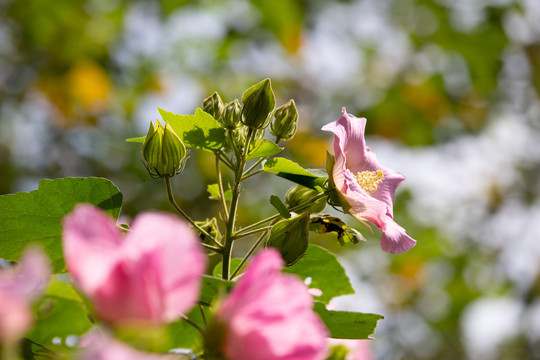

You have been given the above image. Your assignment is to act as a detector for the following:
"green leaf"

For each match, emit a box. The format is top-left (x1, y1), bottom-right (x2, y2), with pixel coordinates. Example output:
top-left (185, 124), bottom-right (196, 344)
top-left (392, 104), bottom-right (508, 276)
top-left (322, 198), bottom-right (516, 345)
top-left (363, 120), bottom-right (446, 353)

top-left (28, 280), bottom-right (93, 353)
top-left (313, 302), bottom-right (383, 339)
top-left (207, 183), bottom-right (232, 201)
top-left (198, 275), bottom-right (234, 306)
top-left (159, 107), bottom-right (226, 152)
top-left (168, 306), bottom-right (210, 352)
top-left (0, 177), bottom-right (123, 272)
top-left (212, 258), bottom-right (245, 278)
top-left (269, 195), bottom-right (291, 219)
top-left (125, 136), bottom-right (145, 143)
top-left (246, 140), bottom-right (282, 160)
top-left (310, 215), bottom-right (367, 246)
top-left (284, 245), bottom-right (354, 304)
top-left (263, 157), bottom-right (325, 190)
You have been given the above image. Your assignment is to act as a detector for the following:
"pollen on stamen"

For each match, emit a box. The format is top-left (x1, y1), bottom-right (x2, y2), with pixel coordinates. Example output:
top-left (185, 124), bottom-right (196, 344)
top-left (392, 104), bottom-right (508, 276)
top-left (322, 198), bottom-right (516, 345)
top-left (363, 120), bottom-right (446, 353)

top-left (355, 170), bottom-right (384, 195)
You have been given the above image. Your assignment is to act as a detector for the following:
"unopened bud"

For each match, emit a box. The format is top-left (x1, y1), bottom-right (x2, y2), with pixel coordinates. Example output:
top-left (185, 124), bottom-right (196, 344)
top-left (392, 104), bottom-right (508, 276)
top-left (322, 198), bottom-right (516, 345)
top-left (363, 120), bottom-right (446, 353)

top-left (202, 92), bottom-right (225, 121)
top-left (221, 99), bottom-right (242, 129)
top-left (267, 212), bottom-right (310, 266)
top-left (270, 99), bottom-right (298, 141)
top-left (286, 184), bottom-right (327, 213)
top-left (142, 121), bottom-right (187, 178)
top-left (241, 78), bottom-right (275, 129)
top-left (231, 126), bottom-right (248, 148)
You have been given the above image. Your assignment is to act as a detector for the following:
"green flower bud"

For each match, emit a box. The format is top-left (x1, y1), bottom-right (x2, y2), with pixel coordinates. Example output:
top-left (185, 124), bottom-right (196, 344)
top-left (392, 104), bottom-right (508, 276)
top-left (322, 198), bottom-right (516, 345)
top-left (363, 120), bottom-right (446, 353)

top-left (202, 91), bottom-right (225, 121)
top-left (267, 212), bottom-right (310, 266)
top-left (142, 121), bottom-right (187, 178)
top-left (241, 78), bottom-right (275, 129)
top-left (286, 184), bottom-right (327, 213)
top-left (270, 99), bottom-right (298, 141)
top-left (221, 99), bottom-right (242, 129)
top-left (230, 125), bottom-right (248, 148)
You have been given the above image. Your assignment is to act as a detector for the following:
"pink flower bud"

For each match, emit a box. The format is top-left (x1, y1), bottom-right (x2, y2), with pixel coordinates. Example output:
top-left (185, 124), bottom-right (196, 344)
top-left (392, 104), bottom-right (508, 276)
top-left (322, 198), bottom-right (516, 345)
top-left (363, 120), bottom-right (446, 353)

top-left (62, 204), bottom-right (207, 325)
top-left (216, 249), bottom-right (328, 360)
top-left (0, 247), bottom-right (50, 343)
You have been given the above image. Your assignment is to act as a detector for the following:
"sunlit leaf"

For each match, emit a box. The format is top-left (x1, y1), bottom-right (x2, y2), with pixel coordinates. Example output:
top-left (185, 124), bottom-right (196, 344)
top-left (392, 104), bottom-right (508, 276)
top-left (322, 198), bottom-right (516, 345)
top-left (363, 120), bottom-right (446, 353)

top-left (284, 245), bottom-right (353, 304)
top-left (263, 157), bottom-right (325, 190)
top-left (247, 140), bottom-right (282, 160)
top-left (159, 108), bottom-right (226, 152)
top-left (207, 184), bottom-right (232, 201)
top-left (313, 302), bottom-right (383, 340)
top-left (0, 177), bottom-right (122, 272)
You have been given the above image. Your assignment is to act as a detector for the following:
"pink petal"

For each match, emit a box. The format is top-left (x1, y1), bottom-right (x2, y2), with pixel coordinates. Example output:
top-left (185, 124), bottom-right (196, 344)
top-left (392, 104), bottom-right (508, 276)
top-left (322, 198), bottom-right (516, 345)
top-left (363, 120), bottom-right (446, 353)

top-left (380, 219), bottom-right (416, 255)
top-left (0, 247), bottom-right (50, 302)
top-left (126, 213), bottom-right (207, 322)
top-left (322, 108), bottom-right (368, 174)
top-left (63, 205), bottom-right (207, 325)
top-left (92, 258), bottom-right (161, 324)
top-left (63, 204), bottom-right (123, 295)
top-left (219, 249), bottom-right (328, 360)
top-left (0, 290), bottom-right (33, 343)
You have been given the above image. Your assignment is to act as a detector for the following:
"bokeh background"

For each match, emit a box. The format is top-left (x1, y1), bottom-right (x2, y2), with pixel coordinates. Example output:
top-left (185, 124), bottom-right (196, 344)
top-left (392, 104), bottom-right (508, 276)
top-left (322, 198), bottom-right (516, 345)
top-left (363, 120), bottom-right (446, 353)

top-left (2, 0), bottom-right (540, 358)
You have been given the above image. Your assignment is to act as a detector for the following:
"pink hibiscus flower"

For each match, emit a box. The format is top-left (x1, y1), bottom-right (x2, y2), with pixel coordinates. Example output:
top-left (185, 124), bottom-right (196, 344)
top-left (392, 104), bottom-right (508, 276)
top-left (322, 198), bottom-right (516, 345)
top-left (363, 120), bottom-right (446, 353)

top-left (322, 108), bottom-right (416, 254)
top-left (216, 248), bottom-right (329, 360)
top-left (62, 204), bottom-right (207, 325)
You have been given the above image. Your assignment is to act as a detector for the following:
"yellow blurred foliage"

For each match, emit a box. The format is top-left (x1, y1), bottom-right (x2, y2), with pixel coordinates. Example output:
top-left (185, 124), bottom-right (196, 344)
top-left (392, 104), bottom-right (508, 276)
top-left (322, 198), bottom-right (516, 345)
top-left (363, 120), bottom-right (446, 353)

top-left (67, 60), bottom-right (111, 115)
top-left (401, 81), bottom-right (451, 122)
top-left (287, 132), bottom-right (328, 168)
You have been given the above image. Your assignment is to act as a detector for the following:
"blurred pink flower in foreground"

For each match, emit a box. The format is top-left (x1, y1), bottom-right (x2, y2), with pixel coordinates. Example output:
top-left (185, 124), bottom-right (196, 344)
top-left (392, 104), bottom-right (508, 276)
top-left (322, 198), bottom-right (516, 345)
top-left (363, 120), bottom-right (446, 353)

top-left (63, 204), bottom-right (207, 325)
top-left (323, 108), bottom-right (416, 254)
top-left (0, 247), bottom-right (50, 343)
top-left (217, 248), bottom-right (328, 360)
top-left (78, 329), bottom-right (171, 360)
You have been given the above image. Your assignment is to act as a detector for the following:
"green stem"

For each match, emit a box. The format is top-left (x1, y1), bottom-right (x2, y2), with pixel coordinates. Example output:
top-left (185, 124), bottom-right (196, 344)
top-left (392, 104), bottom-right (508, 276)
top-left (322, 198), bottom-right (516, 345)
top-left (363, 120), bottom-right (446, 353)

top-left (181, 314), bottom-right (205, 335)
top-left (242, 157), bottom-right (266, 179)
top-left (230, 229), bottom-right (270, 278)
top-left (237, 192), bottom-right (328, 235)
top-left (231, 225), bottom-right (273, 240)
top-left (241, 168), bottom-right (264, 181)
top-left (216, 151), bottom-right (234, 170)
top-left (215, 156), bottom-right (229, 220)
top-left (199, 304), bottom-right (207, 325)
top-left (222, 128), bottom-right (255, 280)
top-left (164, 177), bottom-right (223, 251)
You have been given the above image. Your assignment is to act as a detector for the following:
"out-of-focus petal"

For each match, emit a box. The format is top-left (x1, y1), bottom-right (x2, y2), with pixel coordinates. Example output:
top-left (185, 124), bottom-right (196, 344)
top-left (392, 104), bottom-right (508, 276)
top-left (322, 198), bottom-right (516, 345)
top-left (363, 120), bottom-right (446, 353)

top-left (63, 204), bottom-right (123, 295)
top-left (0, 247), bottom-right (50, 343)
top-left (218, 249), bottom-right (328, 360)
top-left (63, 205), bottom-right (207, 325)
top-left (126, 213), bottom-right (207, 322)
top-left (0, 291), bottom-right (33, 343)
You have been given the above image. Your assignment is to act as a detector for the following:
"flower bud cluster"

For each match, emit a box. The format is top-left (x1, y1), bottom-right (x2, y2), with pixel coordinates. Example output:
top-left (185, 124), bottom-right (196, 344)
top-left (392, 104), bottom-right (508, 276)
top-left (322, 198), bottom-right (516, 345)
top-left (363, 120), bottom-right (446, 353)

top-left (201, 78), bottom-right (299, 148)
